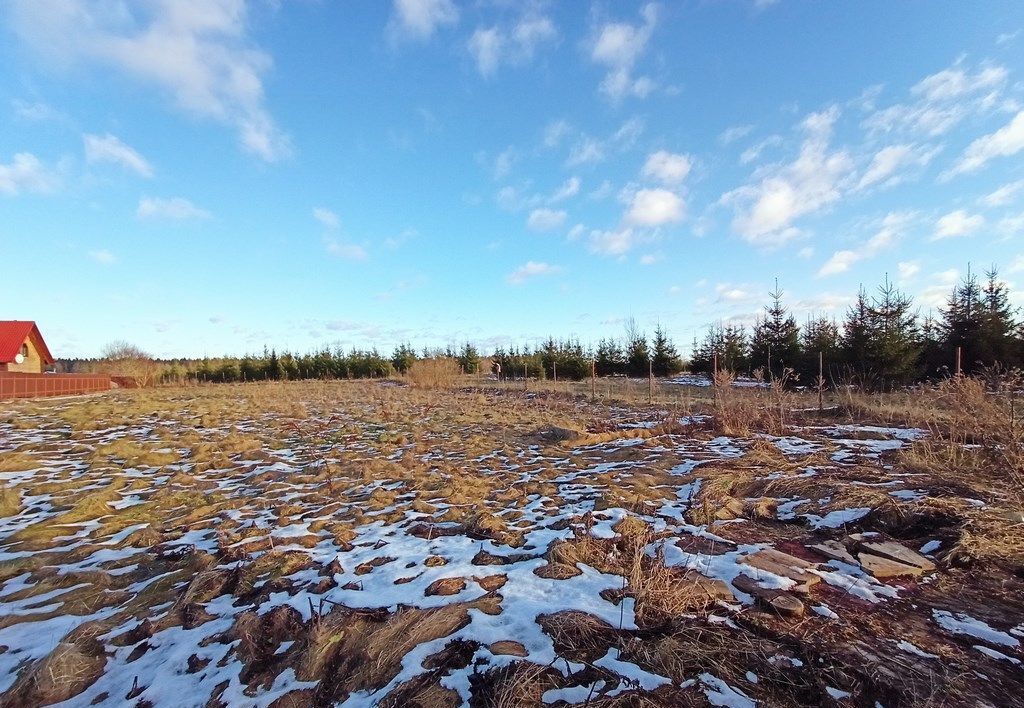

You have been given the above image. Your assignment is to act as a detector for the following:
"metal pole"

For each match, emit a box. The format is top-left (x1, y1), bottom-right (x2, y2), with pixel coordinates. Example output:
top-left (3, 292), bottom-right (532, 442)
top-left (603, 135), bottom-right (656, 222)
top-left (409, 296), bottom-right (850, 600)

top-left (955, 346), bottom-right (962, 377)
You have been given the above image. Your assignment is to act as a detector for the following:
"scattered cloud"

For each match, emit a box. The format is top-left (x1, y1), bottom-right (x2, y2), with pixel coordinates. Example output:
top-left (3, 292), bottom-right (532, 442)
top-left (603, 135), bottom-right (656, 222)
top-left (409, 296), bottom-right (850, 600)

top-left (506, 260), bottom-right (560, 284)
top-left (542, 119), bottom-right (572, 148)
top-left (565, 136), bottom-right (605, 167)
top-left (942, 110), bottom-right (1024, 179)
top-left (722, 105), bottom-right (853, 246)
top-left (864, 60), bottom-right (1008, 139)
top-left (8, 0), bottom-right (292, 161)
top-left (549, 177), bottom-right (580, 202)
top-left (641, 151), bottom-right (692, 185)
top-left (719, 124), bottom-right (754, 145)
top-left (590, 3), bottom-right (659, 101)
top-left (998, 212), bottom-right (1024, 238)
top-left (587, 228), bottom-right (635, 256)
top-left (981, 179), bottom-right (1024, 207)
top-left (898, 261), bottom-right (920, 281)
top-left (389, 0), bottom-right (458, 41)
top-left (83, 133), bottom-right (153, 177)
top-left (932, 209), bottom-right (984, 240)
top-left (137, 196), bottom-right (210, 220)
top-left (313, 207), bottom-right (340, 230)
top-left (0, 152), bottom-right (58, 195)
top-left (467, 14), bottom-right (556, 77)
top-left (526, 208), bottom-right (567, 231)
top-left (856, 143), bottom-right (937, 190)
top-left (492, 146), bottom-right (517, 179)
top-left (625, 188), bottom-right (685, 226)
top-left (740, 135), bottom-right (782, 164)
top-left (11, 98), bottom-right (64, 123)
top-left (324, 237), bottom-right (368, 261)
top-left (817, 211), bottom-right (912, 277)
top-left (88, 249), bottom-right (116, 265)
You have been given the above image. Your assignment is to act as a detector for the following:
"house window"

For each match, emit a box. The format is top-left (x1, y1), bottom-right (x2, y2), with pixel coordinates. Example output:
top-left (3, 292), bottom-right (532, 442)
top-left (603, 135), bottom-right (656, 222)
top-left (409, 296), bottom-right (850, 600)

top-left (20, 344), bottom-right (28, 357)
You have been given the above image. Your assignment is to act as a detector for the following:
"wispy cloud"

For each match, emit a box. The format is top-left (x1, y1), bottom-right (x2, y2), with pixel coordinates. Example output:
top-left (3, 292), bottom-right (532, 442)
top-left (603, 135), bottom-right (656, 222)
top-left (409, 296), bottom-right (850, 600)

top-left (137, 197), bottom-right (210, 220)
top-left (0, 152), bottom-right (59, 195)
top-left (590, 3), bottom-right (659, 101)
top-left (8, 0), bottom-right (291, 161)
top-left (507, 260), bottom-right (561, 284)
top-left (83, 133), bottom-right (153, 177)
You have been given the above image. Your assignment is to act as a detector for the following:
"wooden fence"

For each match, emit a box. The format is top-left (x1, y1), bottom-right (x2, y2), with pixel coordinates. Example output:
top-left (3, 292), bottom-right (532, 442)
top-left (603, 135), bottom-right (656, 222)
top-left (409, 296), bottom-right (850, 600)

top-left (0, 372), bottom-right (111, 400)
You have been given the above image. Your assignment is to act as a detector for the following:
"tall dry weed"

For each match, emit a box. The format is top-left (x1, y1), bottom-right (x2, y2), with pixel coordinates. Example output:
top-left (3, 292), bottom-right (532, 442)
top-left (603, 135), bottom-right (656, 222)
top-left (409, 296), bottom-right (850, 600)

top-left (406, 359), bottom-right (461, 389)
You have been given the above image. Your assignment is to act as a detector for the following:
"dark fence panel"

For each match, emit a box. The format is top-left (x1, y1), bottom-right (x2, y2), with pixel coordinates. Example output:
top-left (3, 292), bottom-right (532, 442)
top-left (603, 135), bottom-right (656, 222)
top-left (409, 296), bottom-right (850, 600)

top-left (0, 372), bottom-right (112, 400)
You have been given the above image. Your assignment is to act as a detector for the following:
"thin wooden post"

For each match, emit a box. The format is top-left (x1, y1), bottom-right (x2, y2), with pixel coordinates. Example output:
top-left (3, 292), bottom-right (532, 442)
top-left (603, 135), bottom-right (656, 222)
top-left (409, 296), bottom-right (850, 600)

top-left (817, 350), bottom-right (824, 413)
top-left (591, 359), bottom-right (596, 401)
top-left (712, 352), bottom-right (719, 405)
top-left (955, 346), bottom-right (962, 377)
top-left (648, 359), bottom-right (653, 405)
top-left (553, 361), bottom-right (557, 382)
top-left (524, 363), bottom-right (528, 390)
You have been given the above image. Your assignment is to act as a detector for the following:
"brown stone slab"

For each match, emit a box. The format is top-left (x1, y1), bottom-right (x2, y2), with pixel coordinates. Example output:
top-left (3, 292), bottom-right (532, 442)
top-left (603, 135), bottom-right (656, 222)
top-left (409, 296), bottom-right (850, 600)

top-left (857, 552), bottom-right (924, 578)
top-left (808, 540), bottom-right (858, 565)
top-left (857, 541), bottom-right (936, 572)
top-left (741, 550), bottom-right (821, 591)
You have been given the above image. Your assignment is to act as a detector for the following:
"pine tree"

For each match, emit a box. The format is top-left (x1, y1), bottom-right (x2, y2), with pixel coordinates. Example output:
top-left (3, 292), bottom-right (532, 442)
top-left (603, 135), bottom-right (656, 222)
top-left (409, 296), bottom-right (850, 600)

top-left (595, 338), bottom-right (625, 376)
top-left (651, 325), bottom-right (683, 377)
top-left (840, 287), bottom-right (873, 379)
top-left (798, 316), bottom-right (840, 381)
top-left (457, 343), bottom-right (479, 374)
top-left (978, 267), bottom-right (1017, 368)
top-left (722, 324), bottom-right (749, 373)
top-left (391, 343), bottom-right (416, 374)
top-left (868, 277), bottom-right (920, 388)
top-left (624, 318), bottom-right (650, 377)
top-left (917, 314), bottom-right (946, 379)
top-left (941, 267), bottom-right (984, 374)
top-left (749, 285), bottom-right (800, 379)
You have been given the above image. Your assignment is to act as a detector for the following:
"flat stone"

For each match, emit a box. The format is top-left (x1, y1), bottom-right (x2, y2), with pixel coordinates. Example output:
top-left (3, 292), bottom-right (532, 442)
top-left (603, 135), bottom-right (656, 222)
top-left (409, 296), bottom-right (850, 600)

top-left (732, 575), bottom-right (805, 617)
top-left (857, 552), bottom-right (924, 578)
top-left (741, 549), bottom-right (821, 592)
top-left (680, 569), bottom-right (735, 603)
top-left (808, 540), bottom-right (858, 565)
top-left (857, 541), bottom-right (936, 572)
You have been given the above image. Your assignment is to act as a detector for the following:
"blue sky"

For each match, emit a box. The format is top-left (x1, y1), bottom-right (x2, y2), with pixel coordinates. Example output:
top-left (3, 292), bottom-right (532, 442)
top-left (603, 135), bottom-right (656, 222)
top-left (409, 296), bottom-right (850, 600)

top-left (2, 1), bottom-right (1023, 359)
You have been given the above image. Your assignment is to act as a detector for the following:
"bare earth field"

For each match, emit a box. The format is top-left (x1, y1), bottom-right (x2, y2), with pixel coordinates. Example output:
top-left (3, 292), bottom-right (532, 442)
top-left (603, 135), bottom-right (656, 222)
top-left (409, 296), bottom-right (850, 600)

top-left (0, 381), bottom-right (1022, 707)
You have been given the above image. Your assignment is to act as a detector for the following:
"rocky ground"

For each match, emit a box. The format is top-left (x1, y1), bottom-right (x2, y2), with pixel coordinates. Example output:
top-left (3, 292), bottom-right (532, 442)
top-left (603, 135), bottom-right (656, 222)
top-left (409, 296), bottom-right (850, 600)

top-left (0, 381), bottom-right (1021, 707)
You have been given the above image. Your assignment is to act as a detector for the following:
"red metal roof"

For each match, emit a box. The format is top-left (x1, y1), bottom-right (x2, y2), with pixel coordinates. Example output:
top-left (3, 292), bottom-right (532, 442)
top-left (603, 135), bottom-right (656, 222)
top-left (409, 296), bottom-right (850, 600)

top-left (0, 321), bottom-right (55, 364)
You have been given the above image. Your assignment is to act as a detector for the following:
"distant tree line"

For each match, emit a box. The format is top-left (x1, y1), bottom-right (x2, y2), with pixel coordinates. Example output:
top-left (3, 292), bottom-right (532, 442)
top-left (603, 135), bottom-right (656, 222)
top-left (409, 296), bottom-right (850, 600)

top-left (61, 263), bottom-right (1021, 391)
top-left (690, 267), bottom-right (1021, 390)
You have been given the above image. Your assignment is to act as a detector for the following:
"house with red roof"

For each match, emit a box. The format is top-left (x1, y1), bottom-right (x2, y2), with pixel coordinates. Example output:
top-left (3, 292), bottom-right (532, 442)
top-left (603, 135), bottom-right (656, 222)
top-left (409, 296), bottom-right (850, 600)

top-left (0, 321), bottom-right (55, 374)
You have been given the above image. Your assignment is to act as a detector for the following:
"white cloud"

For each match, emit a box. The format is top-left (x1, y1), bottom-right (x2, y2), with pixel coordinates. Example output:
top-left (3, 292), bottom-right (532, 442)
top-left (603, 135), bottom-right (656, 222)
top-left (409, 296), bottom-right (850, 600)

top-left (816, 211), bottom-right (912, 277)
top-left (549, 177), bottom-right (580, 202)
top-left (719, 124), bottom-right (754, 145)
top-left (943, 110), bottom-right (1024, 179)
top-left (11, 99), bottom-right (63, 123)
top-left (313, 207), bottom-right (340, 230)
top-left (468, 14), bottom-right (556, 77)
top-left (625, 188), bottom-right (685, 226)
top-left (639, 254), bottom-right (658, 265)
top-left (856, 143), bottom-right (937, 190)
top-left (526, 208), bottom-right (566, 231)
top-left (740, 135), bottom-right (782, 164)
top-left (587, 228), bottom-right (635, 256)
top-left (864, 61), bottom-right (1009, 139)
top-left (543, 119), bottom-right (572, 148)
top-left (137, 196), bottom-right (210, 220)
top-left (325, 237), bottom-right (368, 261)
top-left (83, 133), bottom-right (153, 177)
top-left (506, 260), bottom-right (560, 284)
top-left (981, 179), bottom-right (1024, 207)
top-left (897, 261), bottom-right (920, 281)
top-left (493, 146), bottom-right (517, 179)
top-left (641, 150), bottom-right (692, 185)
top-left (566, 136), bottom-right (605, 167)
top-left (998, 212), bottom-right (1024, 238)
top-left (722, 106), bottom-right (854, 245)
top-left (590, 3), bottom-right (658, 101)
top-left (389, 0), bottom-right (458, 40)
top-left (933, 209), bottom-right (984, 240)
top-left (88, 249), bottom-right (116, 265)
top-left (8, 0), bottom-right (292, 162)
top-left (0, 152), bottom-right (58, 195)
